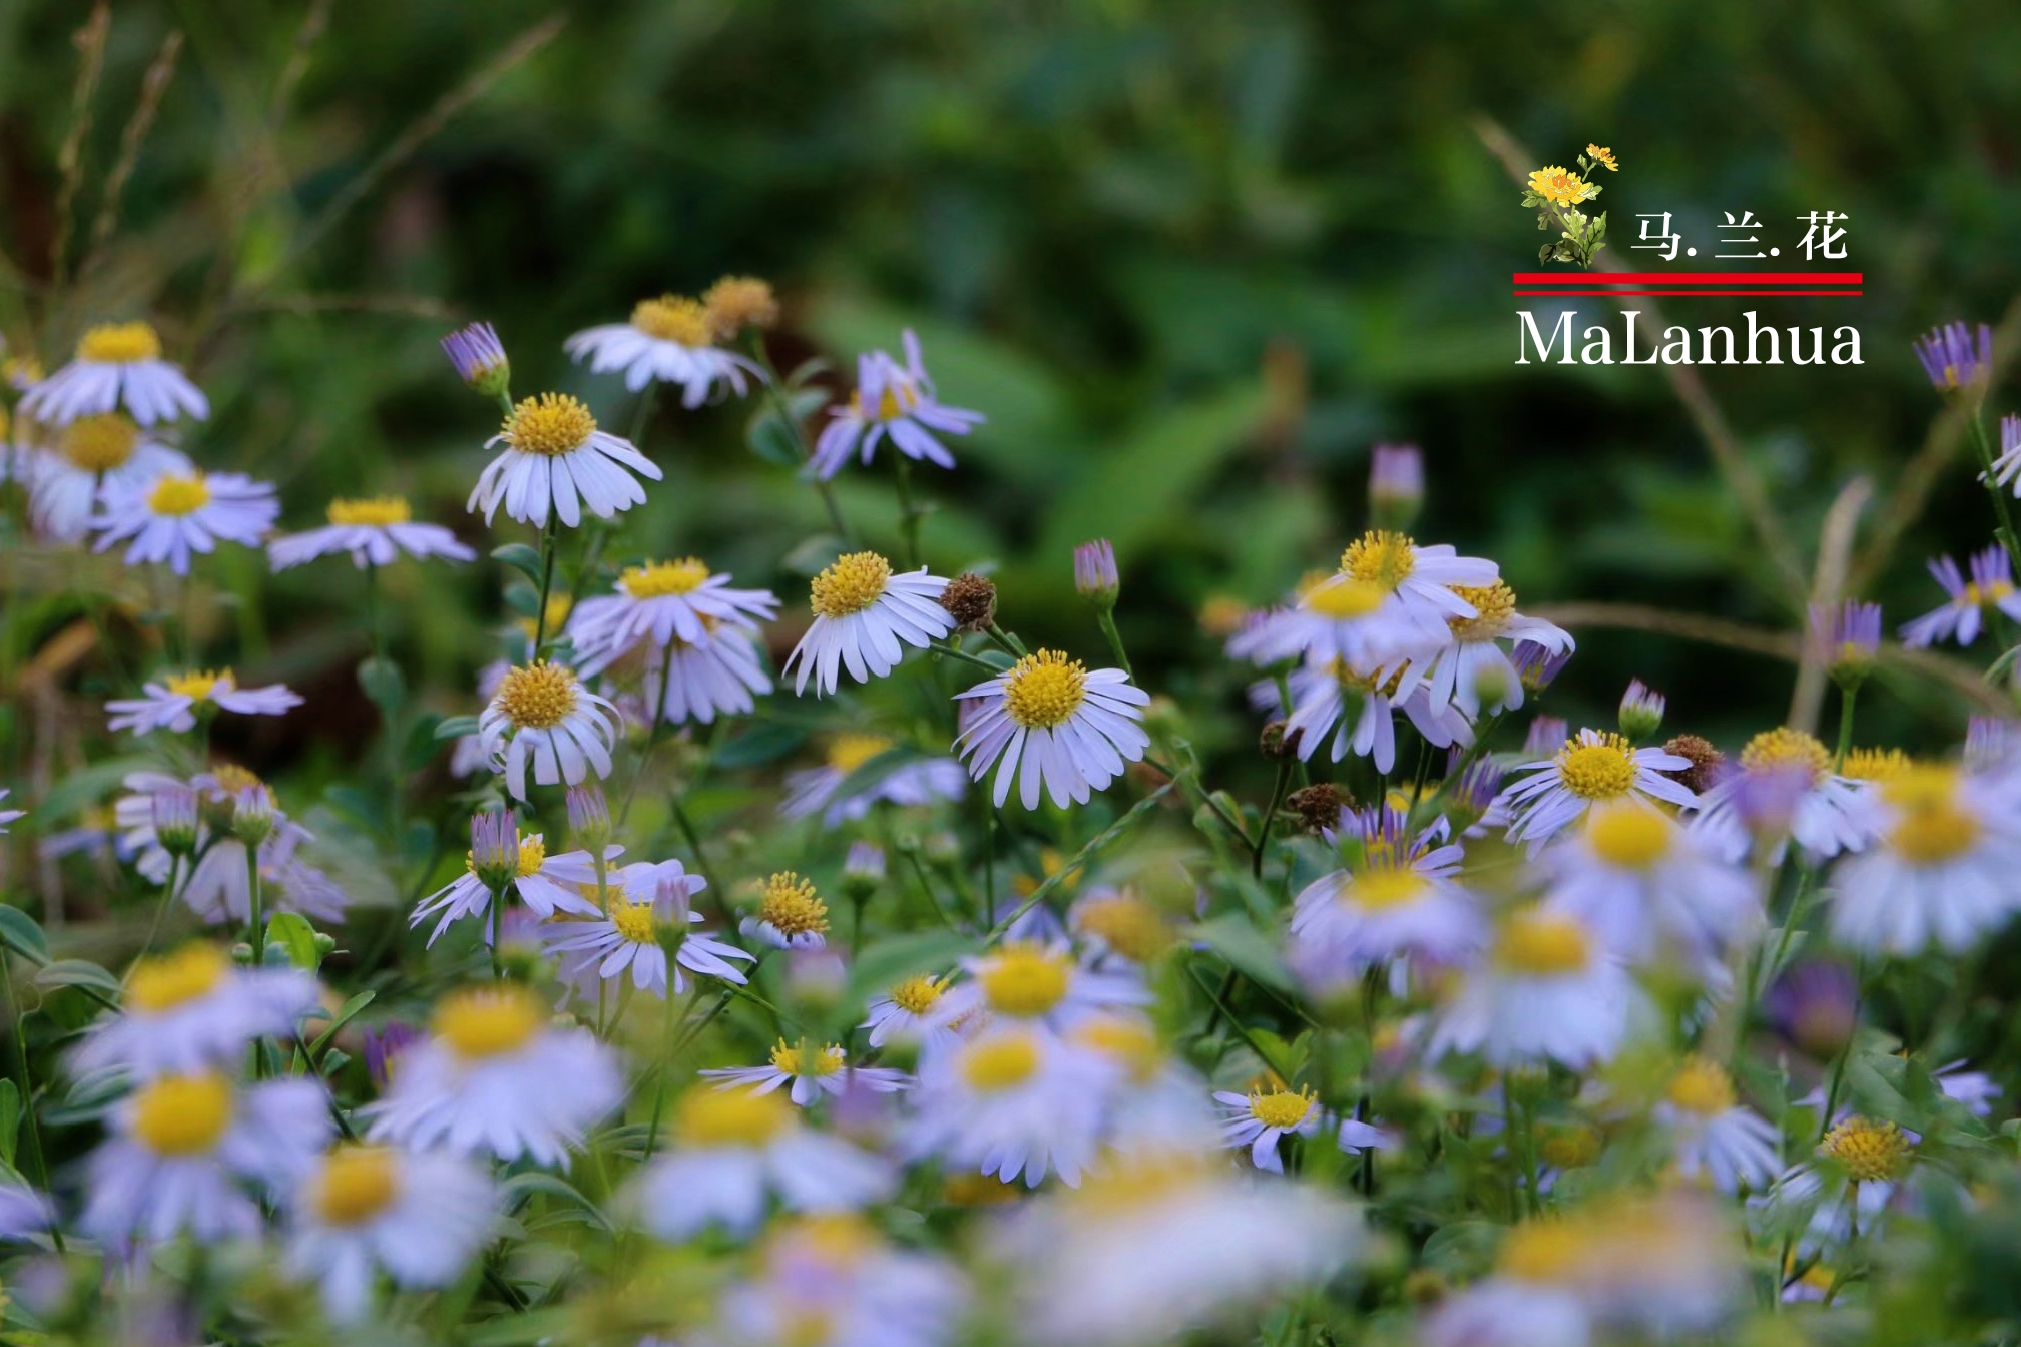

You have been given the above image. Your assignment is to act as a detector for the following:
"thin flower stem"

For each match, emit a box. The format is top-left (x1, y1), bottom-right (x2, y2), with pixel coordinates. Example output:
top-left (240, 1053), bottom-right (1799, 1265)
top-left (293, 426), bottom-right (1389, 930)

top-left (1833, 685), bottom-right (1859, 770)
top-left (1967, 411), bottom-right (2021, 577)
top-left (132, 852), bottom-right (189, 969)
top-left (0, 951), bottom-right (57, 1238)
top-left (1253, 759), bottom-right (1294, 881)
top-left (986, 622), bottom-right (1028, 659)
top-left (747, 334), bottom-right (852, 542)
top-left (1094, 610), bottom-right (1133, 680)
top-left (638, 983), bottom-right (707, 1170)
top-left (894, 455), bottom-right (924, 569)
top-left (904, 852), bottom-right (960, 933)
top-left (986, 780), bottom-right (1173, 940)
top-left (488, 882), bottom-right (506, 980)
top-left (531, 516), bottom-right (561, 656)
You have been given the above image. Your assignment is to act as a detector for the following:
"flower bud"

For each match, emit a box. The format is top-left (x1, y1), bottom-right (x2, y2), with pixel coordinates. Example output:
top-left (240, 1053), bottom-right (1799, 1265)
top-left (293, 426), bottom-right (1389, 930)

top-left (1523, 716), bottom-right (1569, 758)
top-left (440, 321), bottom-right (511, 398)
top-left (152, 784), bottom-right (200, 859)
top-left (1368, 443), bottom-right (1424, 531)
top-left (1764, 959), bottom-right (1859, 1058)
top-left (939, 572), bottom-right (998, 632)
top-left (783, 948), bottom-right (849, 1009)
top-left (1073, 538), bottom-right (1119, 611)
top-left (1511, 640), bottom-right (1570, 693)
top-left (1810, 599), bottom-right (1880, 693)
top-left (469, 810), bottom-right (521, 892)
top-left (566, 784), bottom-right (611, 852)
top-left (363, 1022), bottom-right (421, 1089)
top-left (1913, 320), bottom-right (1992, 401)
top-left (1617, 679), bottom-right (1666, 742)
top-left (842, 841), bottom-right (885, 903)
top-left (229, 786), bottom-right (274, 846)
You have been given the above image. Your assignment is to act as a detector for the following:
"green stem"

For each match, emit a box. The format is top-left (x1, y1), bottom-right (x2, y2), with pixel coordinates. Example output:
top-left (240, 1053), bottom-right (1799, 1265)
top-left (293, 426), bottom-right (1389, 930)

top-left (894, 454), bottom-right (924, 569)
top-left (1967, 411), bottom-right (2021, 577)
top-left (747, 334), bottom-right (851, 542)
top-left (1095, 609), bottom-right (1133, 680)
top-left (0, 952), bottom-right (55, 1230)
top-left (1833, 685), bottom-right (1859, 770)
top-left (531, 516), bottom-right (561, 656)
top-left (489, 882), bottom-right (506, 981)
top-left (1253, 760), bottom-right (1294, 881)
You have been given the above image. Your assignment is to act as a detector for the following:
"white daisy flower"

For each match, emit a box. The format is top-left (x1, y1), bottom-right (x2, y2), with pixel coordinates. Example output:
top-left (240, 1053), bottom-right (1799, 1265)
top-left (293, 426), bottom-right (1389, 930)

top-left (810, 330), bottom-right (984, 480)
top-left (1653, 1057), bottom-right (1781, 1194)
top-left (0, 788), bottom-right (22, 833)
top-left (283, 1144), bottom-right (497, 1322)
top-left (1540, 801), bottom-right (1762, 976)
top-left (409, 826), bottom-right (607, 945)
top-left (634, 623), bottom-right (774, 726)
top-left (1065, 887), bottom-right (1176, 967)
top-left (701, 1215), bottom-right (967, 1347)
top-left (1750, 1116), bottom-right (1913, 1256)
top-left (1687, 728), bottom-right (1876, 862)
top-left (25, 412), bottom-right (190, 541)
top-left (1934, 1058), bottom-right (2002, 1116)
top-left (634, 1086), bottom-right (894, 1240)
top-left (21, 321), bottom-right (208, 426)
top-left (92, 468), bottom-right (280, 574)
top-left (783, 551), bottom-right (955, 696)
top-left (702, 1039), bottom-right (908, 1108)
top-left (781, 733), bottom-right (967, 823)
top-left (1289, 806), bottom-right (1484, 978)
top-left (1212, 1085), bottom-right (1330, 1173)
top-left (740, 871), bottom-right (833, 950)
top-left (1829, 764), bottom-right (2021, 954)
top-left (363, 984), bottom-right (622, 1165)
top-left (71, 941), bottom-right (317, 1081)
top-left (1427, 907), bottom-right (1633, 1069)
top-left (1281, 657), bottom-right (1471, 772)
top-left (953, 649), bottom-right (1150, 810)
top-left (1232, 572), bottom-right (1435, 669)
top-left (989, 1149), bottom-right (1361, 1347)
top-left (104, 666), bottom-right (302, 736)
top-left (564, 294), bottom-right (762, 405)
top-left (478, 660), bottom-right (622, 800)
top-left (903, 1025), bottom-right (1111, 1187)
top-left (468, 392), bottom-right (663, 528)
top-left (930, 940), bottom-right (1149, 1034)
top-left (863, 974), bottom-right (958, 1052)
top-left (1899, 546), bottom-right (2021, 647)
top-left (267, 495), bottom-right (475, 571)
top-left (542, 857), bottom-right (753, 998)
top-left (568, 556), bottom-right (777, 676)
top-left (180, 828), bottom-right (348, 927)
top-left (81, 1073), bottom-right (331, 1252)
top-left (1501, 727), bottom-right (1695, 851)
top-left (0, 1180), bottom-right (53, 1241)
top-left (1401, 578), bottom-right (1576, 720)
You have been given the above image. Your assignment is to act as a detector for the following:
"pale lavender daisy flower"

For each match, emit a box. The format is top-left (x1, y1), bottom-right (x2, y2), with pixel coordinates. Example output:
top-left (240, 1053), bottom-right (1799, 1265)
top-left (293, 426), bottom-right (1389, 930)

top-left (1899, 547), bottom-right (2021, 647)
top-left (1281, 657), bottom-right (1471, 773)
top-left (468, 393), bottom-right (662, 529)
top-left (1913, 320), bottom-right (1992, 394)
top-left (810, 330), bottom-right (983, 479)
top-left (1501, 728), bottom-right (1694, 851)
top-left (543, 858), bottom-right (753, 999)
top-left (780, 734), bottom-right (967, 824)
top-left (565, 294), bottom-right (763, 405)
top-left (1990, 414), bottom-right (2021, 495)
top-left (477, 661), bottom-right (622, 800)
top-left (92, 469), bottom-right (279, 574)
top-left (783, 551), bottom-right (955, 696)
top-left (22, 321), bottom-right (208, 427)
top-left (268, 496), bottom-right (475, 570)
top-left (639, 626), bottom-right (774, 725)
top-left (105, 667), bottom-right (301, 736)
top-left (25, 412), bottom-right (190, 542)
top-left (701, 1040), bottom-right (908, 1107)
top-left (567, 556), bottom-right (777, 677)
top-left (953, 649), bottom-right (1150, 810)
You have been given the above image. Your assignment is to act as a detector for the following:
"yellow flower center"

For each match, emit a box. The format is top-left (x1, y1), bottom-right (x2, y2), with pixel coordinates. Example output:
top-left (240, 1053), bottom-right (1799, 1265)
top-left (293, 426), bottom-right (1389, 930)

top-left (1448, 581), bottom-right (1518, 640)
top-left (1072, 894), bottom-right (1171, 961)
top-left (494, 661), bottom-right (580, 731)
top-left (1584, 802), bottom-right (1673, 869)
top-left (1348, 865), bottom-right (1428, 910)
top-left (326, 496), bottom-right (412, 526)
top-left (960, 1032), bottom-right (1041, 1092)
top-left (1538, 1126), bottom-right (1602, 1169)
top-left (610, 900), bottom-right (656, 944)
top-left (78, 321), bottom-right (162, 364)
top-left (1069, 1015), bottom-right (1162, 1083)
top-left (809, 551), bottom-right (893, 618)
top-left (1883, 766), bottom-right (1979, 864)
top-left (1840, 747), bottom-right (1912, 782)
top-left (620, 557), bottom-right (711, 598)
top-left (1494, 911), bottom-right (1591, 976)
top-left (1341, 530), bottom-right (1417, 591)
top-left (1247, 1087), bottom-right (1315, 1131)
top-left (1306, 577), bottom-right (1386, 619)
top-left (502, 393), bottom-right (596, 457)
top-left (1962, 579), bottom-right (2016, 606)
top-left (1553, 733), bottom-right (1639, 801)
top-left (701, 276), bottom-right (779, 340)
top-left (888, 974), bottom-right (944, 1015)
top-left (131, 1072), bottom-right (233, 1156)
top-left (826, 733), bottom-right (892, 774)
top-left (126, 943), bottom-right (230, 1014)
top-left (1498, 1219), bottom-right (1585, 1282)
top-left (978, 942), bottom-right (1072, 1016)
top-left (1001, 649), bottom-right (1089, 729)
top-left (432, 986), bottom-right (543, 1059)
top-left (630, 295), bottom-right (712, 347)
top-left (768, 1039), bottom-right (846, 1076)
top-left (4, 355), bottom-right (43, 387)
top-left (1821, 1116), bottom-right (1912, 1183)
top-left (677, 1085), bottom-right (794, 1147)
top-left (1665, 1056), bottom-right (1737, 1115)
top-left (1740, 728), bottom-right (1831, 785)
top-left (164, 667), bottom-right (232, 700)
top-left (210, 764), bottom-right (263, 795)
top-left (59, 414), bottom-right (140, 471)
top-left (311, 1146), bottom-right (402, 1226)
top-left (465, 831), bottom-right (546, 879)
top-left (147, 474), bottom-right (211, 517)
top-left (757, 872), bottom-right (830, 937)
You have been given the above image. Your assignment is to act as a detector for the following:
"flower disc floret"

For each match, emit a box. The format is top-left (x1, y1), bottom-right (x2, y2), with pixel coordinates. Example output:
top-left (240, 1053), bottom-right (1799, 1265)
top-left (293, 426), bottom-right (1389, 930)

top-left (126, 943), bottom-right (229, 1013)
top-left (79, 321), bottom-right (162, 363)
top-left (960, 1033), bottom-right (1041, 1091)
top-left (502, 393), bottom-right (596, 457)
top-left (810, 551), bottom-right (894, 617)
top-left (889, 974), bottom-right (944, 1015)
top-left (978, 943), bottom-right (1072, 1016)
top-left (312, 1146), bottom-right (401, 1225)
top-left (676, 1085), bottom-right (793, 1147)
top-left (1821, 1115), bottom-right (1912, 1182)
top-left (1665, 1056), bottom-right (1737, 1115)
top-left (1341, 530), bottom-right (1416, 590)
top-left (1554, 732), bottom-right (1639, 801)
top-left (433, 987), bottom-right (543, 1059)
top-left (495, 662), bottom-right (581, 730)
top-left (1247, 1087), bottom-right (1316, 1130)
top-left (630, 295), bottom-right (712, 346)
top-left (60, 414), bottom-right (140, 471)
top-left (326, 496), bottom-right (412, 526)
top-left (1001, 650), bottom-right (1089, 729)
top-left (1494, 911), bottom-right (1591, 975)
top-left (1740, 727), bottom-right (1831, 784)
top-left (148, 474), bottom-right (211, 516)
top-left (758, 872), bottom-right (829, 937)
top-left (620, 557), bottom-right (711, 597)
top-left (1883, 766), bottom-right (1979, 863)
top-left (132, 1072), bottom-right (233, 1155)
top-left (1584, 803), bottom-right (1672, 868)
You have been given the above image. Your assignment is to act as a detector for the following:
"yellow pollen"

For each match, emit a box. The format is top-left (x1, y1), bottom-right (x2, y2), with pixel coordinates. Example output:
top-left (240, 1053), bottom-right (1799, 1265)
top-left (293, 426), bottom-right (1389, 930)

top-left (1495, 910), bottom-right (1591, 976)
top-left (1740, 728), bottom-right (1831, 785)
top-left (960, 1032), bottom-right (1041, 1091)
top-left (209, 764), bottom-right (263, 796)
top-left (1306, 577), bottom-right (1386, 619)
top-left (1001, 649), bottom-right (1089, 730)
top-left (1553, 732), bottom-right (1639, 801)
top-left (1341, 530), bottom-right (1417, 591)
top-left (311, 1146), bottom-right (401, 1226)
top-left (326, 496), bottom-right (412, 526)
top-left (466, 831), bottom-right (545, 879)
top-left (1248, 1087), bottom-right (1316, 1130)
top-left (610, 900), bottom-right (656, 943)
top-left (164, 667), bottom-right (232, 700)
top-left (677, 1086), bottom-right (794, 1147)
top-left (1348, 865), bottom-right (1428, 910)
top-left (494, 661), bottom-right (580, 730)
top-left (826, 733), bottom-right (892, 774)
top-left (1883, 766), bottom-right (1979, 864)
top-left (59, 414), bottom-right (140, 471)
top-left (131, 1072), bottom-right (232, 1156)
top-left (1070, 1016), bottom-right (1162, 1083)
top-left (1962, 579), bottom-right (2017, 606)
top-left (620, 557), bottom-right (711, 598)
top-left (1840, 747), bottom-right (1912, 782)
top-left (810, 551), bottom-right (893, 618)
top-left (630, 295), bottom-right (712, 347)
top-left (1071, 894), bottom-right (1171, 961)
top-left (888, 974), bottom-right (944, 1015)
top-left (147, 474), bottom-right (211, 517)
top-left (978, 942), bottom-right (1072, 1017)
top-left (1448, 581), bottom-right (1517, 640)
top-left (432, 986), bottom-right (543, 1059)
top-left (77, 321), bottom-right (162, 364)
top-left (1497, 1219), bottom-right (1585, 1281)
top-left (1665, 1056), bottom-right (1737, 1115)
top-left (768, 1039), bottom-right (846, 1076)
top-left (757, 872), bottom-right (830, 936)
top-left (1820, 1116), bottom-right (1912, 1183)
top-left (126, 943), bottom-right (230, 1014)
top-left (702, 276), bottom-right (779, 340)
top-left (1584, 802), bottom-right (1673, 869)
top-left (853, 381), bottom-right (920, 423)
top-left (502, 393), bottom-right (596, 457)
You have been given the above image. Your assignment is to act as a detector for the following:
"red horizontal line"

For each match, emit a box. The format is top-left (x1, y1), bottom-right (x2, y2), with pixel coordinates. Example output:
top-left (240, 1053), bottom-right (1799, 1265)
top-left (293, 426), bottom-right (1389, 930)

top-left (1515, 289), bottom-right (1861, 298)
top-left (1511, 271), bottom-right (1861, 284)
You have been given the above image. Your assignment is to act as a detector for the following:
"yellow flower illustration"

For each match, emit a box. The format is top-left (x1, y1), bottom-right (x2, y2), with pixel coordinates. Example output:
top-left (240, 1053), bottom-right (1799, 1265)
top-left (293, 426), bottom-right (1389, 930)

top-left (1527, 165), bottom-right (1588, 207)
top-left (1586, 143), bottom-right (1619, 171)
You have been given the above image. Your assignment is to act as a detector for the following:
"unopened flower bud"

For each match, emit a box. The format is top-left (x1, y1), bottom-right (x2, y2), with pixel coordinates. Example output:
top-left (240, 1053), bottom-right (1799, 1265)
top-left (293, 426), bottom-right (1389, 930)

top-left (939, 572), bottom-right (998, 632)
top-left (469, 810), bottom-right (521, 892)
top-left (1523, 716), bottom-right (1570, 758)
top-left (152, 784), bottom-right (200, 859)
top-left (1811, 599), bottom-right (1881, 693)
top-left (1764, 959), bottom-right (1859, 1058)
top-left (441, 321), bottom-right (511, 399)
top-left (922, 831), bottom-right (962, 868)
top-left (1913, 320), bottom-right (1992, 401)
top-left (1511, 640), bottom-right (1570, 693)
top-left (229, 786), bottom-right (274, 846)
top-left (842, 841), bottom-right (885, 903)
top-left (1074, 538), bottom-right (1119, 611)
top-left (363, 1022), bottom-right (421, 1090)
top-left (566, 784), bottom-right (611, 851)
top-left (1368, 443), bottom-right (1424, 531)
top-left (1445, 752), bottom-right (1504, 825)
top-left (783, 948), bottom-right (848, 1009)
top-left (1617, 679), bottom-right (1666, 742)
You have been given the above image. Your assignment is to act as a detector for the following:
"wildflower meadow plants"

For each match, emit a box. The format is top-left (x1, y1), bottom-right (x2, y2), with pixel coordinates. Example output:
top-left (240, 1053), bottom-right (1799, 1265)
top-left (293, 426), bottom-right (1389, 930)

top-left (10, 27), bottom-right (2021, 1347)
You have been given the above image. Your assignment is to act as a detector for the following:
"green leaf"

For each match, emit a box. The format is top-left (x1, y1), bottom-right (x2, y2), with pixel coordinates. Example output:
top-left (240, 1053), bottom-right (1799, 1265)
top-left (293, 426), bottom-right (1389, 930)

top-left (502, 1172), bottom-right (613, 1231)
top-left (711, 721), bottom-right (808, 769)
top-left (357, 656), bottom-right (405, 712)
top-left (491, 542), bottom-right (544, 585)
top-left (264, 912), bottom-right (321, 971)
top-left (0, 1079), bottom-right (19, 1167)
top-left (403, 714), bottom-right (447, 768)
top-left (434, 714), bottom-right (481, 741)
top-left (0, 906), bottom-right (49, 963)
top-left (779, 534), bottom-right (846, 576)
top-left (746, 408), bottom-right (802, 467)
top-left (309, 990), bottom-right (378, 1056)
top-left (36, 959), bottom-right (121, 995)
top-left (466, 1309), bottom-right (575, 1347)
top-left (1187, 913), bottom-right (1293, 992)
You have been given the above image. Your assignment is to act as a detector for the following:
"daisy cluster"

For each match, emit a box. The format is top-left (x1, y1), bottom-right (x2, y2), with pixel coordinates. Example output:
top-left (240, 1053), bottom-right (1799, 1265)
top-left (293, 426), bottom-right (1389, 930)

top-left (10, 279), bottom-right (2021, 1347)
